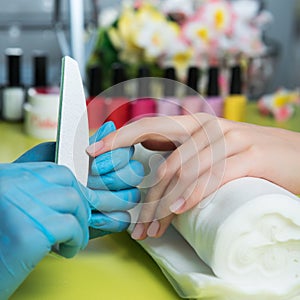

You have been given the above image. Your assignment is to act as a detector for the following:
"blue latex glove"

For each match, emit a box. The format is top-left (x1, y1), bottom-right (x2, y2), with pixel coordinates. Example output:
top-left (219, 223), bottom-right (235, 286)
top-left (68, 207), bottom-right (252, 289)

top-left (0, 162), bottom-right (91, 299)
top-left (87, 121), bottom-right (144, 238)
top-left (14, 121), bottom-right (144, 239)
top-left (14, 142), bottom-right (56, 163)
top-left (0, 122), bottom-right (144, 297)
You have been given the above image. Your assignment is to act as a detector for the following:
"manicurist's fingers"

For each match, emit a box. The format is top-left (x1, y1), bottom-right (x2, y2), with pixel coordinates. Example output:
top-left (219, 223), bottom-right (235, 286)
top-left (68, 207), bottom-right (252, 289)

top-left (89, 211), bottom-right (131, 232)
top-left (88, 160), bottom-right (144, 190)
top-left (88, 188), bottom-right (141, 212)
top-left (90, 146), bottom-right (134, 175)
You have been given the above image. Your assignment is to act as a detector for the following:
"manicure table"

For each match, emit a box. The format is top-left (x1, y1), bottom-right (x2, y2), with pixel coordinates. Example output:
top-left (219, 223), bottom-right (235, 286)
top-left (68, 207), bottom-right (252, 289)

top-left (2, 102), bottom-right (300, 300)
top-left (0, 121), bottom-right (180, 300)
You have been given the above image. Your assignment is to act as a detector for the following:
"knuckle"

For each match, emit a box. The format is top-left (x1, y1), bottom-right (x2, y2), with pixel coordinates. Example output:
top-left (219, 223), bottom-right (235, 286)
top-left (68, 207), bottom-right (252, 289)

top-left (226, 128), bottom-right (244, 142)
top-left (64, 214), bottom-right (79, 229)
top-left (247, 144), bottom-right (264, 171)
top-left (58, 165), bottom-right (76, 184)
top-left (156, 163), bottom-right (168, 181)
top-left (118, 219), bottom-right (129, 232)
top-left (186, 192), bottom-right (201, 210)
top-left (64, 187), bottom-right (81, 204)
top-left (195, 112), bottom-right (214, 123)
top-left (175, 168), bottom-right (190, 183)
top-left (136, 117), bottom-right (152, 128)
top-left (211, 160), bottom-right (224, 176)
top-left (174, 168), bottom-right (184, 181)
top-left (156, 161), bottom-right (177, 185)
top-left (248, 143), bottom-right (260, 157)
top-left (138, 201), bottom-right (157, 223)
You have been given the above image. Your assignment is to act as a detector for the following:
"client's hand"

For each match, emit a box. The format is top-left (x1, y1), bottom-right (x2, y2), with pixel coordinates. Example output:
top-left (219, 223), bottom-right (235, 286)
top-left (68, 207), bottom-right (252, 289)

top-left (87, 113), bottom-right (300, 240)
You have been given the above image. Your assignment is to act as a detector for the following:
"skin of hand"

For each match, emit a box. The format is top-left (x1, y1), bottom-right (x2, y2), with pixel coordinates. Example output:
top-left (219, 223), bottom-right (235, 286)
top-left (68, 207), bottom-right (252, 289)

top-left (86, 113), bottom-right (300, 240)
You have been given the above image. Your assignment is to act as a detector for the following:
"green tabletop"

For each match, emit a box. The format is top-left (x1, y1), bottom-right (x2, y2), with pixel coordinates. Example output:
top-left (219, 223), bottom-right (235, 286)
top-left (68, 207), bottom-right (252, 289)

top-left (2, 102), bottom-right (300, 299)
top-left (0, 123), bottom-right (181, 300)
top-left (245, 102), bottom-right (300, 132)
top-left (12, 235), bottom-right (180, 300)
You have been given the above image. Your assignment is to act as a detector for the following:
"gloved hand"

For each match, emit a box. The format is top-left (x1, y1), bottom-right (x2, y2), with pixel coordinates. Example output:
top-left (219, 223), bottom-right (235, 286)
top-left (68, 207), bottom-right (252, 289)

top-left (0, 121), bottom-right (143, 298)
top-left (14, 141), bottom-right (56, 163)
top-left (0, 162), bottom-right (91, 299)
top-left (14, 121), bottom-right (144, 239)
top-left (87, 121), bottom-right (144, 238)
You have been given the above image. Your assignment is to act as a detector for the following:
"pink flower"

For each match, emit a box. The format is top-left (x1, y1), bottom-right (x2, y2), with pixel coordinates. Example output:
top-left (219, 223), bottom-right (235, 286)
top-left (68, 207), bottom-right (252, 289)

top-left (274, 106), bottom-right (294, 122)
top-left (196, 0), bottom-right (235, 35)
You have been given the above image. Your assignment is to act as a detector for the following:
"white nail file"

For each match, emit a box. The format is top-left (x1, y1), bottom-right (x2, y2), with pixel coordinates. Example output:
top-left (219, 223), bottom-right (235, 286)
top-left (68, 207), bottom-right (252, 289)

top-left (55, 56), bottom-right (89, 186)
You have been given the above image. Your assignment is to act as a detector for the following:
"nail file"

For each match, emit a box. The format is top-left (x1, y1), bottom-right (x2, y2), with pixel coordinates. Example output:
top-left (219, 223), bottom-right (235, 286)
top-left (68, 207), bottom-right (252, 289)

top-left (55, 56), bottom-right (89, 186)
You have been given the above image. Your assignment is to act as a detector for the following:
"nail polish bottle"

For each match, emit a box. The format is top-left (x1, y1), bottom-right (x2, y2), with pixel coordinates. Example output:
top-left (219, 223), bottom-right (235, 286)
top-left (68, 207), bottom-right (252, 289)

top-left (86, 64), bottom-right (106, 130)
top-left (105, 63), bottom-right (130, 128)
top-left (181, 66), bottom-right (203, 115)
top-left (2, 48), bottom-right (25, 122)
top-left (33, 51), bottom-right (47, 89)
top-left (224, 65), bottom-right (247, 122)
top-left (24, 51), bottom-right (60, 139)
top-left (31, 51), bottom-right (60, 94)
top-left (130, 65), bottom-right (156, 120)
top-left (202, 65), bottom-right (223, 117)
top-left (158, 67), bottom-right (181, 116)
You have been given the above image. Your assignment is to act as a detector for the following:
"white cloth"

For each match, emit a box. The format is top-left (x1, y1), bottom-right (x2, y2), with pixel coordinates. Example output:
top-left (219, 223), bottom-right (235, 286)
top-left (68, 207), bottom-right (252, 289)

top-left (132, 145), bottom-right (300, 300)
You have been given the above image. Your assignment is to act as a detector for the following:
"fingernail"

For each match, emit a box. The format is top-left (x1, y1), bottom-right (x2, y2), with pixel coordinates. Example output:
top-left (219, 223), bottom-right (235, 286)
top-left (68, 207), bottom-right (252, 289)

top-left (131, 223), bottom-right (144, 240)
top-left (147, 220), bottom-right (160, 237)
top-left (86, 141), bottom-right (104, 156)
top-left (169, 198), bottom-right (186, 213)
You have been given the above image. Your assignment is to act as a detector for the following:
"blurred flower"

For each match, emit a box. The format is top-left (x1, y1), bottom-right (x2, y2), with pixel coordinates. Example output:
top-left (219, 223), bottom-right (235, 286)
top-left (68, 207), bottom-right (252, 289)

top-left (182, 20), bottom-right (212, 55)
top-left (162, 39), bottom-right (195, 79)
top-left (89, 0), bottom-right (273, 85)
top-left (258, 89), bottom-right (300, 122)
top-left (196, 0), bottom-right (234, 35)
top-left (107, 6), bottom-right (143, 65)
top-left (135, 14), bottom-right (180, 59)
top-left (99, 7), bottom-right (119, 27)
top-left (232, 0), bottom-right (259, 21)
top-left (228, 0), bottom-right (269, 56)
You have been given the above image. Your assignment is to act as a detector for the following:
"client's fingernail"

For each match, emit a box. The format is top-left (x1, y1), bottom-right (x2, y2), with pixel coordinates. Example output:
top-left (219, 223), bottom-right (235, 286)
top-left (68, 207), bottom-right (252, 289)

top-left (169, 198), bottom-right (186, 213)
top-left (147, 220), bottom-right (160, 237)
top-left (86, 141), bottom-right (104, 156)
top-left (131, 223), bottom-right (144, 240)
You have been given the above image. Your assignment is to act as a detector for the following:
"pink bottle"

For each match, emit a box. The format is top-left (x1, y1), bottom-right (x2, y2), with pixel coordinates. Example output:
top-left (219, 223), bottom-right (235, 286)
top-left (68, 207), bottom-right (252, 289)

top-left (157, 67), bottom-right (181, 116)
top-left (86, 65), bottom-right (106, 131)
top-left (105, 63), bottom-right (130, 128)
top-left (202, 65), bottom-right (223, 117)
top-left (130, 66), bottom-right (156, 121)
top-left (181, 66), bottom-right (203, 115)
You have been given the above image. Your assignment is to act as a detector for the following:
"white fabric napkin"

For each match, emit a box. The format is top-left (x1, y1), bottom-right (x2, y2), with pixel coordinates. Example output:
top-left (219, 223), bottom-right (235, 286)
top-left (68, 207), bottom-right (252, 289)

top-left (132, 145), bottom-right (300, 300)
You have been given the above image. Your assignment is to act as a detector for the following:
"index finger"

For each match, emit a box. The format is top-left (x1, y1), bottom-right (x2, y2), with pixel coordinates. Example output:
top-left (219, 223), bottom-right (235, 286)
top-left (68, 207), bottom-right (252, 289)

top-left (85, 114), bottom-right (208, 157)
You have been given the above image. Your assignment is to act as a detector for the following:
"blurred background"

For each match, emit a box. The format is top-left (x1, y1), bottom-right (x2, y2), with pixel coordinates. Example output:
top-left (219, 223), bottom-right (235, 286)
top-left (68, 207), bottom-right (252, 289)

top-left (0, 0), bottom-right (298, 93)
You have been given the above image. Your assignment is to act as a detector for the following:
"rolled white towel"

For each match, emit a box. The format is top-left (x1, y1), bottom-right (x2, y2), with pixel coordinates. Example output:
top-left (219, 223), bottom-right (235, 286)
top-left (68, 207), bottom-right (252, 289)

top-left (173, 177), bottom-right (300, 289)
top-left (132, 144), bottom-right (300, 299)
